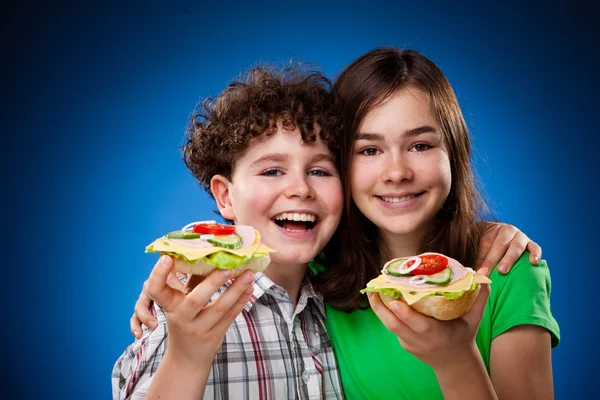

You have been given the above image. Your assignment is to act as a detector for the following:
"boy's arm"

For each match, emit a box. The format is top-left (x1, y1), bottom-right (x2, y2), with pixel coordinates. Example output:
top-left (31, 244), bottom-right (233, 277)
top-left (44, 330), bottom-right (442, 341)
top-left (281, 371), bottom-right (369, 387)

top-left (476, 222), bottom-right (542, 273)
top-left (112, 304), bottom-right (168, 399)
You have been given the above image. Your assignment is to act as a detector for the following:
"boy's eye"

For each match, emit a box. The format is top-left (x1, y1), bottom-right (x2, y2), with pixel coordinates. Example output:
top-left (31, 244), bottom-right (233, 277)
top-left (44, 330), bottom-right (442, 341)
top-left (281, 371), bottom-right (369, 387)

top-left (308, 169), bottom-right (331, 177)
top-left (359, 147), bottom-right (381, 156)
top-left (410, 143), bottom-right (432, 152)
top-left (261, 169), bottom-right (282, 177)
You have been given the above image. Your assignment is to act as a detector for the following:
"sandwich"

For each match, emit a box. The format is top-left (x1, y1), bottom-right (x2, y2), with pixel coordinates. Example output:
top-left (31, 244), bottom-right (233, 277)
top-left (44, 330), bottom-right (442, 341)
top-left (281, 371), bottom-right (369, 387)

top-left (362, 252), bottom-right (491, 320)
top-left (146, 220), bottom-right (275, 277)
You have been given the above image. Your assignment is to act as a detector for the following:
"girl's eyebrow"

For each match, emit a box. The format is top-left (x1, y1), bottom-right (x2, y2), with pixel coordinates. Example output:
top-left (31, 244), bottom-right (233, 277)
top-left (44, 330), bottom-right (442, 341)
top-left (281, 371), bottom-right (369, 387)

top-left (355, 125), bottom-right (438, 141)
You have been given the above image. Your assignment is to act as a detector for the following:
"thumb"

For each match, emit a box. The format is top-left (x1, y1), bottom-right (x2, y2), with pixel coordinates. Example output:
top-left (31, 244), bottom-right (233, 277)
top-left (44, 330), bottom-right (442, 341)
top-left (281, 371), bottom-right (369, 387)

top-left (461, 282), bottom-right (490, 329)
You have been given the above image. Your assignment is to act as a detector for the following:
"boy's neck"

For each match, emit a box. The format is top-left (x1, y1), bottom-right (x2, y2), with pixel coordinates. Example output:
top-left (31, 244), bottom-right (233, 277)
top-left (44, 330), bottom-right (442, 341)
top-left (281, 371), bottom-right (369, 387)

top-left (263, 262), bottom-right (308, 308)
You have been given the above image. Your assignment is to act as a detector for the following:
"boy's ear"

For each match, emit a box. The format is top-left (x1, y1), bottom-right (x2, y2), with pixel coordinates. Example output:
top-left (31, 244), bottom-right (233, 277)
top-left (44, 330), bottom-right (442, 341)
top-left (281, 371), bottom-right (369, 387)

top-left (210, 175), bottom-right (235, 221)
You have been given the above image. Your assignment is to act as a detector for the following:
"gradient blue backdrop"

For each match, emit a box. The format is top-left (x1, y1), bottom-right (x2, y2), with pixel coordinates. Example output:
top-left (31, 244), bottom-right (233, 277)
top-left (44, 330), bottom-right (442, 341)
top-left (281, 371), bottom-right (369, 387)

top-left (5, 1), bottom-right (598, 398)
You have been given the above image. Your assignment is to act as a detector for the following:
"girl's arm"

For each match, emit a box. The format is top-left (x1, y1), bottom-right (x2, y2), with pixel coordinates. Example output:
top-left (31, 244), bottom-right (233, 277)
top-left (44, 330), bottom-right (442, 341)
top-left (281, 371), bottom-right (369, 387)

top-left (489, 323), bottom-right (554, 399)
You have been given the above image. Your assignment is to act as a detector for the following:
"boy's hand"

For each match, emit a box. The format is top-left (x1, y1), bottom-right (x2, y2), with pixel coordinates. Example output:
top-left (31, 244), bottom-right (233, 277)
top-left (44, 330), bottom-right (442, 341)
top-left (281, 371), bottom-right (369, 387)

top-left (130, 268), bottom-right (185, 339)
top-left (476, 222), bottom-right (542, 274)
top-left (367, 269), bottom-right (491, 370)
top-left (147, 255), bottom-right (254, 369)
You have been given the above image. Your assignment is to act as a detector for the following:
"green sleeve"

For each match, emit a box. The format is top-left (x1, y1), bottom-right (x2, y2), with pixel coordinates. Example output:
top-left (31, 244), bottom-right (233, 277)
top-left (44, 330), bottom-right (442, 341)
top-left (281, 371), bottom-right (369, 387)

top-left (486, 253), bottom-right (560, 347)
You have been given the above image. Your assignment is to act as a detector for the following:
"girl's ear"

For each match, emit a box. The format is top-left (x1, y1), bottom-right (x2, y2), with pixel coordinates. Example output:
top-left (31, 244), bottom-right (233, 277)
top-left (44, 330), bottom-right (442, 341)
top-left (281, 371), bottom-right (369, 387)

top-left (210, 175), bottom-right (235, 221)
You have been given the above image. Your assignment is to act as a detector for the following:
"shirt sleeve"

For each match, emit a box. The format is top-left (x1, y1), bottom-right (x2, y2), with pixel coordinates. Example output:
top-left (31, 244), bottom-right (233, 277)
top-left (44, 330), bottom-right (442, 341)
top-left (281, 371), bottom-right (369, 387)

top-left (489, 255), bottom-right (560, 347)
top-left (111, 303), bottom-right (169, 399)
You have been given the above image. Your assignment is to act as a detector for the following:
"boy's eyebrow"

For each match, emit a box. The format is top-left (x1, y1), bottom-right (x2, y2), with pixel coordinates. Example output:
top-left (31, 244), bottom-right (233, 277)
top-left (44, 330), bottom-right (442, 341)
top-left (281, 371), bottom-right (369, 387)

top-left (310, 152), bottom-right (337, 165)
top-left (250, 152), bottom-right (336, 168)
top-left (355, 125), bottom-right (438, 141)
top-left (250, 153), bottom-right (288, 168)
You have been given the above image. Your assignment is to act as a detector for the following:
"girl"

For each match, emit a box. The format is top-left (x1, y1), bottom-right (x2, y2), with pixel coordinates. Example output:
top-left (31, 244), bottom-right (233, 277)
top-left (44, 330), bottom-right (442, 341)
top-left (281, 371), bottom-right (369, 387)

top-left (320, 48), bottom-right (559, 399)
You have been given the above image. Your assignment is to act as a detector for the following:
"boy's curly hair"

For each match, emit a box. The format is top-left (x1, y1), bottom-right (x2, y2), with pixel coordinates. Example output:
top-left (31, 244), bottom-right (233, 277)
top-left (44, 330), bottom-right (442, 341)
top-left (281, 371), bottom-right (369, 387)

top-left (183, 62), bottom-right (341, 198)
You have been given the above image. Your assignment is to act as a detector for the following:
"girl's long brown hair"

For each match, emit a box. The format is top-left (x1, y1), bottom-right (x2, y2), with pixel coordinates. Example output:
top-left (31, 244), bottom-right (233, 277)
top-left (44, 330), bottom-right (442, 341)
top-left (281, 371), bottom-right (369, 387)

top-left (315, 47), bottom-right (487, 311)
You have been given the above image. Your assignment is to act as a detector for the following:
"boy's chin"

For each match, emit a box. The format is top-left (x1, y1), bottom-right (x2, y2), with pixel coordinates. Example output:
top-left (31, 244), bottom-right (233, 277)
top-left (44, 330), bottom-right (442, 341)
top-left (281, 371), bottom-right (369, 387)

top-left (270, 252), bottom-right (316, 268)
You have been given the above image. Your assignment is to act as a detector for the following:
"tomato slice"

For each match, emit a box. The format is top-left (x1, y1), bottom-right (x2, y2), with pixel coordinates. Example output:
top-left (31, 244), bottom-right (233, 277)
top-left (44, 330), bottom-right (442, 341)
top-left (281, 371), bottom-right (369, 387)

top-left (193, 223), bottom-right (236, 235)
top-left (408, 254), bottom-right (448, 275)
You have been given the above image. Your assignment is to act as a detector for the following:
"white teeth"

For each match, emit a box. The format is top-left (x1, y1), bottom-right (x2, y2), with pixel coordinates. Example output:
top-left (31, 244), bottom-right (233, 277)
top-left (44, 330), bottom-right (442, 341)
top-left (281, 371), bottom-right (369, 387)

top-left (273, 212), bottom-right (317, 222)
top-left (381, 195), bottom-right (416, 203)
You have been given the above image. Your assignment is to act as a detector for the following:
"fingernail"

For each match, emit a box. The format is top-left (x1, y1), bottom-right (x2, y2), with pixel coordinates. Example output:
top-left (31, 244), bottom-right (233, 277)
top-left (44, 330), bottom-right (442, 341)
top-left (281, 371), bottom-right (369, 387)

top-left (242, 272), bottom-right (254, 285)
top-left (391, 302), bottom-right (402, 313)
top-left (498, 262), bottom-right (507, 273)
top-left (160, 255), bottom-right (172, 268)
top-left (533, 255), bottom-right (540, 263)
top-left (245, 286), bottom-right (253, 294)
top-left (148, 320), bottom-right (157, 330)
top-left (134, 330), bottom-right (139, 338)
top-left (220, 269), bottom-right (232, 278)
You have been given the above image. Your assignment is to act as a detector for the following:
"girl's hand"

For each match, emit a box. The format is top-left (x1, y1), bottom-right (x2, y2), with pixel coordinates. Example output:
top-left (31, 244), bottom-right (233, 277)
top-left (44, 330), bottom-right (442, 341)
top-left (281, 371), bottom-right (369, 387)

top-left (476, 222), bottom-right (542, 274)
top-left (367, 269), bottom-right (491, 370)
top-left (147, 255), bottom-right (254, 369)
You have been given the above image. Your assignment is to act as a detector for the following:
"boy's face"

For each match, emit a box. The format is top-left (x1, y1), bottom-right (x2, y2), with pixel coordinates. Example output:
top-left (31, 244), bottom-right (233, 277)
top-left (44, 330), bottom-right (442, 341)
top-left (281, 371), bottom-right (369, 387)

top-left (223, 127), bottom-right (342, 267)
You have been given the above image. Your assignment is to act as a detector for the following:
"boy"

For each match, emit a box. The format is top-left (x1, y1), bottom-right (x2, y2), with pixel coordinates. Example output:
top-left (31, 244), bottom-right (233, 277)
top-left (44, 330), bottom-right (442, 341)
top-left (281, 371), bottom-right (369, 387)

top-left (112, 64), bottom-right (344, 399)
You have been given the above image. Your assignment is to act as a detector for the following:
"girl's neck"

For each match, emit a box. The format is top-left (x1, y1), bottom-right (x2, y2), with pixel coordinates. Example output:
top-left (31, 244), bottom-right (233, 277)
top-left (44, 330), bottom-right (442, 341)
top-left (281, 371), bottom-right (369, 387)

top-left (380, 226), bottom-right (428, 260)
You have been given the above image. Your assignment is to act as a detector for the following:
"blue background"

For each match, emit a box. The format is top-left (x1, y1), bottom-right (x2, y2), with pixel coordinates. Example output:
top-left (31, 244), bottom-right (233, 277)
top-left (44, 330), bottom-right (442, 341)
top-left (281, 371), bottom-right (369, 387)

top-left (5, 1), bottom-right (598, 398)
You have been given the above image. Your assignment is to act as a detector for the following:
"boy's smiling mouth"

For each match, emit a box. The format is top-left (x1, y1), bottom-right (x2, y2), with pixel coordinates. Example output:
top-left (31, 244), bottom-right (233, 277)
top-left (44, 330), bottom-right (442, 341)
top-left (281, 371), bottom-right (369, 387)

top-left (272, 212), bottom-right (318, 232)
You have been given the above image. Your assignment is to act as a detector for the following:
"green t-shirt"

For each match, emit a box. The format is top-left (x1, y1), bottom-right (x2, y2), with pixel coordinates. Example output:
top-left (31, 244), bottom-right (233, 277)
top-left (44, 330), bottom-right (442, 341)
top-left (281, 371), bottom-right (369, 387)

top-left (325, 253), bottom-right (560, 400)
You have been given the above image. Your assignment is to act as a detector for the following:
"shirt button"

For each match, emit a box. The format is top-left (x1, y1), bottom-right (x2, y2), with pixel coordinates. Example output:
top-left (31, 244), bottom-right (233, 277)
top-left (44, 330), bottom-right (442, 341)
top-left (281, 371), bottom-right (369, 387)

top-left (302, 371), bottom-right (310, 383)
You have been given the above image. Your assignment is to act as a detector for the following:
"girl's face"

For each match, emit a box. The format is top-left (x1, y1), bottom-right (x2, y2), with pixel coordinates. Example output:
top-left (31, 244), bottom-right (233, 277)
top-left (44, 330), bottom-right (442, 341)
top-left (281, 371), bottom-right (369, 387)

top-left (350, 87), bottom-right (451, 255)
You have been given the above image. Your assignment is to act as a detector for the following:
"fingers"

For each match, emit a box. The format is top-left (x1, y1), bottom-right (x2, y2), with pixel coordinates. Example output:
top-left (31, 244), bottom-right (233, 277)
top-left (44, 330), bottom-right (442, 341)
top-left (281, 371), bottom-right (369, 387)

top-left (183, 274), bottom-right (206, 294)
top-left (526, 240), bottom-right (542, 265)
top-left (477, 224), bottom-right (518, 274)
top-left (475, 223), bottom-right (500, 270)
top-left (210, 272), bottom-right (255, 333)
top-left (175, 269), bottom-right (234, 322)
top-left (495, 230), bottom-right (530, 273)
top-left (166, 271), bottom-right (185, 291)
top-left (147, 255), bottom-right (183, 312)
top-left (462, 281), bottom-right (491, 329)
top-left (133, 287), bottom-right (158, 331)
top-left (130, 313), bottom-right (143, 339)
top-left (367, 293), bottom-right (414, 336)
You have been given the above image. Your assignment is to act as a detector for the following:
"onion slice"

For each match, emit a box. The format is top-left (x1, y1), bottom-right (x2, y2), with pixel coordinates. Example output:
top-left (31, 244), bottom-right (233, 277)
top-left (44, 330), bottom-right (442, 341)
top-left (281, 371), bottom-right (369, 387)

top-left (408, 275), bottom-right (428, 285)
top-left (396, 256), bottom-right (422, 274)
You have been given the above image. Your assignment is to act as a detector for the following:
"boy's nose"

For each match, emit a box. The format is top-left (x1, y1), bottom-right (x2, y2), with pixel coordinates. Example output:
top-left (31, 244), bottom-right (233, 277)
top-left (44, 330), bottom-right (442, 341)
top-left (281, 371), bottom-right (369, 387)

top-left (283, 175), bottom-right (315, 199)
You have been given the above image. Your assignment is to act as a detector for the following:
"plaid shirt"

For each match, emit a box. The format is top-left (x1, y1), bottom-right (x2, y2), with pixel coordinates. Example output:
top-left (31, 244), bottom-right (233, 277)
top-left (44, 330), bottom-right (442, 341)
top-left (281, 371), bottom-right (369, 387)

top-left (112, 272), bottom-right (344, 400)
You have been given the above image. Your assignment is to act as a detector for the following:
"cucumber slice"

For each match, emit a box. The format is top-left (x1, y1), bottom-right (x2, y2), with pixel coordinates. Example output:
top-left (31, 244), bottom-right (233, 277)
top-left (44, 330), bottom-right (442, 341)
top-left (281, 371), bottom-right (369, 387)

top-left (166, 231), bottom-right (202, 239)
top-left (424, 267), bottom-right (452, 285)
top-left (385, 258), bottom-right (411, 277)
top-left (207, 233), bottom-right (242, 249)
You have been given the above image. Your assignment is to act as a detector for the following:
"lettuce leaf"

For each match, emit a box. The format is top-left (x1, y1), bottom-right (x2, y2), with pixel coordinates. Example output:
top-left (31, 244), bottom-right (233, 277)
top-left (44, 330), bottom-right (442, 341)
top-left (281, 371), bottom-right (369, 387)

top-left (361, 283), bottom-right (478, 300)
top-left (147, 245), bottom-right (267, 270)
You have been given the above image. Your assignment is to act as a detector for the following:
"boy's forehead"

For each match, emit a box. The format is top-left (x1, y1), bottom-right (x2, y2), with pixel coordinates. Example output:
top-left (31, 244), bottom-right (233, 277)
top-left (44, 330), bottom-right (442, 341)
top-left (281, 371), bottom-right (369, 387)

top-left (233, 128), bottom-right (335, 169)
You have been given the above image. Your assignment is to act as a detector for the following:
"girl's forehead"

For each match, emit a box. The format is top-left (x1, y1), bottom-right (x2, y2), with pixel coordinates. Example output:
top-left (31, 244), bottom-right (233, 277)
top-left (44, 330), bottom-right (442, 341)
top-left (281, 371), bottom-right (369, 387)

top-left (359, 89), bottom-right (437, 134)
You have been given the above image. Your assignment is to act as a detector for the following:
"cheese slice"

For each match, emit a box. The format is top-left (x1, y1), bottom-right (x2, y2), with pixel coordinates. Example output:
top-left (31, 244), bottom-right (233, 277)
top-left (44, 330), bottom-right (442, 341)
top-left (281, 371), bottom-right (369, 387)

top-left (367, 272), bottom-right (491, 305)
top-left (146, 229), bottom-right (276, 261)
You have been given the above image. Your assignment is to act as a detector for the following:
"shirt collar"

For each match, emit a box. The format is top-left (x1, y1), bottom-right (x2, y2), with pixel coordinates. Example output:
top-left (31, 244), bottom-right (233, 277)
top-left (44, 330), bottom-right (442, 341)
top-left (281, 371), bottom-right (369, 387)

top-left (243, 272), bottom-right (325, 318)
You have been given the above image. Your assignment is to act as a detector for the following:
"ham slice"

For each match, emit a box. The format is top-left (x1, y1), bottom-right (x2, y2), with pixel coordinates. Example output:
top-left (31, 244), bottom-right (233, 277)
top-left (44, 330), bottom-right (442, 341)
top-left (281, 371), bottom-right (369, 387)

top-left (383, 252), bottom-right (472, 289)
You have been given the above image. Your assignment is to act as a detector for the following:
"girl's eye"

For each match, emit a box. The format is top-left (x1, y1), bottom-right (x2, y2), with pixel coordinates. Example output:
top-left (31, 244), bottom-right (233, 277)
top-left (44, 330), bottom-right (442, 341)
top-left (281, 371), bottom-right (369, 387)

top-left (410, 143), bottom-right (432, 152)
top-left (261, 169), bottom-right (282, 177)
top-left (359, 147), bottom-right (381, 156)
top-left (308, 169), bottom-right (331, 177)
